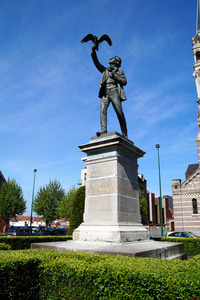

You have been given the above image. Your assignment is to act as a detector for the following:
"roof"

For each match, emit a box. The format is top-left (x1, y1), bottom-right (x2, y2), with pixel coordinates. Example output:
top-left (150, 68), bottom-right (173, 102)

top-left (186, 163), bottom-right (199, 174)
top-left (0, 171), bottom-right (6, 184)
top-left (12, 216), bottom-right (43, 222)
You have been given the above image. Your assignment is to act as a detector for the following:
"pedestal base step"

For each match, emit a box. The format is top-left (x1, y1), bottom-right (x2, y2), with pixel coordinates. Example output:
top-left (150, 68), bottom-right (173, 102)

top-left (31, 240), bottom-right (187, 260)
top-left (73, 223), bottom-right (149, 242)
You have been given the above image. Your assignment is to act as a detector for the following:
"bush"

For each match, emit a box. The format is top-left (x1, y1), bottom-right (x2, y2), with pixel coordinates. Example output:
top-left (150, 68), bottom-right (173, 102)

top-left (161, 237), bottom-right (200, 257)
top-left (68, 185), bottom-right (85, 236)
top-left (0, 250), bottom-right (41, 299)
top-left (0, 236), bottom-right (72, 250)
top-left (1, 250), bottom-right (200, 299)
top-left (0, 242), bottom-right (11, 250)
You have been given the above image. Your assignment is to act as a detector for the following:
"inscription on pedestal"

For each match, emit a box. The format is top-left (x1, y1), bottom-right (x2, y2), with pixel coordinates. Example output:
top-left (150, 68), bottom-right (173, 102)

top-left (88, 180), bottom-right (115, 194)
top-left (89, 163), bottom-right (113, 178)
top-left (92, 201), bottom-right (109, 206)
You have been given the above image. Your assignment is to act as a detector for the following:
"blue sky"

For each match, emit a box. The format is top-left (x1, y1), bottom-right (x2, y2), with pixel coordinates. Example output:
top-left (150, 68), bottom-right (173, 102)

top-left (0, 0), bottom-right (198, 216)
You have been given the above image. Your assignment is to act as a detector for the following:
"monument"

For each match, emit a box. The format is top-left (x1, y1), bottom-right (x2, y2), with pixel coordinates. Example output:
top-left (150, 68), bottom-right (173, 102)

top-left (31, 34), bottom-right (186, 259)
top-left (73, 34), bottom-right (148, 242)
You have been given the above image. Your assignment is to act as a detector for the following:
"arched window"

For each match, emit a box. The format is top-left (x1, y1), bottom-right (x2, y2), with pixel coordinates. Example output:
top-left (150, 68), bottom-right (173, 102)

top-left (196, 51), bottom-right (200, 62)
top-left (192, 198), bottom-right (198, 214)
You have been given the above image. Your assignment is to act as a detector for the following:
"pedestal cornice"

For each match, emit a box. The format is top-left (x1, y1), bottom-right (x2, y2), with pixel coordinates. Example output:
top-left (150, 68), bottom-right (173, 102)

top-left (79, 131), bottom-right (145, 159)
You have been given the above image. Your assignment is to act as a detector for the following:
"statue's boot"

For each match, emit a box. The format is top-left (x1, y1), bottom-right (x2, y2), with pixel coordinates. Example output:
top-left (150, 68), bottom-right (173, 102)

top-left (96, 130), bottom-right (107, 137)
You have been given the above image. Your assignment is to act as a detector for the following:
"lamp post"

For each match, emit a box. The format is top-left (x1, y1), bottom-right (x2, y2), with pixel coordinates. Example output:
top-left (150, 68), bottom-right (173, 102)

top-left (156, 144), bottom-right (163, 237)
top-left (30, 169), bottom-right (37, 227)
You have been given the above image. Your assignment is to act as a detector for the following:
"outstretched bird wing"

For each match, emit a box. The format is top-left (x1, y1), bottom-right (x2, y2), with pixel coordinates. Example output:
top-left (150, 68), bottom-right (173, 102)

top-left (98, 34), bottom-right (113, 47)
top-left (80, 34), bottom-right (95, 43)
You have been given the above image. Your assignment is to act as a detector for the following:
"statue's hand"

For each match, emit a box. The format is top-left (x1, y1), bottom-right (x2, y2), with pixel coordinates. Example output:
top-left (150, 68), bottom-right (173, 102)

top-left (92, 43), bottom-right (98, 52)
top-left (111, 67), bottom-right (118, 76)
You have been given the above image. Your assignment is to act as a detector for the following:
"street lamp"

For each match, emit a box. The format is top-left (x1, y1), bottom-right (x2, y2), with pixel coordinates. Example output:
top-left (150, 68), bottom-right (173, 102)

top-left (30, 169), bottom-right (37, 227)
top-left (156, 144), bottom-right (163, 237)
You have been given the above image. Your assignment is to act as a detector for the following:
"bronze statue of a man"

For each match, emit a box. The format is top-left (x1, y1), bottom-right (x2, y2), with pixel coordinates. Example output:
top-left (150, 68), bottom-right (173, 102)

top-left (91, 45), bottom-right (128, 138)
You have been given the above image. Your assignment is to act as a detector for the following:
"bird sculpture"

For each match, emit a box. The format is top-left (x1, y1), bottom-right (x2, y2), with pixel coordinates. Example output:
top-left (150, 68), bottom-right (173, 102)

top-left (80, 34), bottom-right (113, 51)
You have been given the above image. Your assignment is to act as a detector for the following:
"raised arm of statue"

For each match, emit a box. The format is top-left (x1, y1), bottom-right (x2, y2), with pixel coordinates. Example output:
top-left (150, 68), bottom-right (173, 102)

top-left (91, 46), bottom-right (105, 74)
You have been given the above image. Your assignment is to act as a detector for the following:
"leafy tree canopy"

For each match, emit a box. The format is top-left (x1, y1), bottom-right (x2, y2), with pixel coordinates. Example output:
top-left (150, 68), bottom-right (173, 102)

top-left (58, 185), bottom-right (78, 219)
top-left (68, 186), bottom-right (85, 236)
top-left (139, 189), bottom-right (148, 217)
top-left (0, 178), bottom-right (26, 228)
top-left (33, 179), bottom-right (65, 229)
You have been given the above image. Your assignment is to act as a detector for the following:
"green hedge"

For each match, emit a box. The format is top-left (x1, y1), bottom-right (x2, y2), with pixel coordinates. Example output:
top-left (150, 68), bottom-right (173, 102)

top-left (0, 251), bottom-right (41, 299)
top-left (0, 236), bottom-right (72, 250)
top-left (1, 249), bottom-right (200, 299)
top-left (0, 242), bottom-right (11, 250)
top-left (161, 237), bottom-right (200, 257)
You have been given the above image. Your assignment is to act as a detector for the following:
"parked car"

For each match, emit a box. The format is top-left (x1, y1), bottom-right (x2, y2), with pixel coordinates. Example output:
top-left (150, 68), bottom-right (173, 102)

top-left (40, 230), bottom-right (58, 236)
top-left (54, 229), bottom-right (68, 235)
top-left (165, 231), bottom-right (200, 238)
top-left (6, 227), bottom-right (39, 236)
top-left (40, 229), bottom-right (67, 236)
top-left (6, 229), bottom-right (16, 236)
top-left (31, 226), bottom-right (39, 232)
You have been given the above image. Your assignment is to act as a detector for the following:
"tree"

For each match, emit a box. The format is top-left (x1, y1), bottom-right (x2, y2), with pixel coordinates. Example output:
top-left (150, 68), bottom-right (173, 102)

top-left (57, 185), bottom-right (78, 219)
top-left (67, 186), bottom-right (85, 236)
top-left (33, 179), bottom-right (65, 229)
top-left (139, 189), bottom-right (148, 217)
top-left (0, 178), bottom-right (26, 229)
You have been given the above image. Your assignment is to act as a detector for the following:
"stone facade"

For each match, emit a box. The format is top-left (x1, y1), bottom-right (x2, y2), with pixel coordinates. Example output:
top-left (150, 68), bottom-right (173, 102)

top-left (172, 170), bottom-right (200, 233)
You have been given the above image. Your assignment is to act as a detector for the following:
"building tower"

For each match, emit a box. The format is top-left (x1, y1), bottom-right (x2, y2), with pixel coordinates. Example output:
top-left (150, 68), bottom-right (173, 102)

top-left (172, 1), bottom-right (200, 234)
top-left (192, 0), bottom-right (200, 163)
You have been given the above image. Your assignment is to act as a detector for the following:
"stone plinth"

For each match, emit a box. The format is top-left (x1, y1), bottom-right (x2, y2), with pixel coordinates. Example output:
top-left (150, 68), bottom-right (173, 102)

top-left (73, 132), bottom-right (149, 242)
top-left (31, 240), bottom-right (187, 260)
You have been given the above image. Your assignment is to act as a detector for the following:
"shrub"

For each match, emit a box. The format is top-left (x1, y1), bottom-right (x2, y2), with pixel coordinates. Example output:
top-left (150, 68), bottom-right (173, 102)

top-left (0, 236), bottom-right (72, 250)
top-left (0, 242), bottom-right (11, 250)
top-left (1, 250), bottom-right (200, 299)
top-left (161, 237), bottom-right (200, 257)
top-left (67, 185), bottom-right (85, 236)
top-left (0, 250), bottom-right (41, 299)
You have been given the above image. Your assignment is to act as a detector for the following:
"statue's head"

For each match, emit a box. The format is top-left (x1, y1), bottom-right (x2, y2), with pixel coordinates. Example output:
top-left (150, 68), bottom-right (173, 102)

top-left (109, 55), bottom-right (121, 67)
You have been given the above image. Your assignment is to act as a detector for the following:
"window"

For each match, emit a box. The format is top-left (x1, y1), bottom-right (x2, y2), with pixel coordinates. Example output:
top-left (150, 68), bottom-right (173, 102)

top-left (168, 232), bottom-right (177, 237)
top-left (192, 198), bottom-right (198, 214)
top-left (181, 232), bottom-right (191, 238)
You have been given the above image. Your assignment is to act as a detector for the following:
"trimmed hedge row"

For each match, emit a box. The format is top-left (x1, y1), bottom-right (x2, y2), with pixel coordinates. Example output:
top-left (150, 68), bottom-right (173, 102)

top-left (0, 242), bottom-right (11, 250)
top-left (1, 249), bottom-right (200, 299)
top-left (161, 237), bottom-right (200, 257)
top-left (0, 236), bottom-right (72, 250)
top-left (0, 250), bottom-right (41, 299)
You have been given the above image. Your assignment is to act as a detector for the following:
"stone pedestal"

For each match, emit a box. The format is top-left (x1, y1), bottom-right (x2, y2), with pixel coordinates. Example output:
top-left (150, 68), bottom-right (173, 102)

top-left (73, 132), bottom-right (148, 242)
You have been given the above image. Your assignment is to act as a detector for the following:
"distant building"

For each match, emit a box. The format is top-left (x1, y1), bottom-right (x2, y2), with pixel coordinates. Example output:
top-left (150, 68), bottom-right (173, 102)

top-left (146, 192), bottom-right (174, 236)
top-left (172, 2), bottom-right (200, 234)
top-left (172, 166), bottom-right (200, 233)
top-left (9, 216), bottom-right (69, 228)
top-left (0, 171), bottom-right (6, 187)
top-left (10, 216), bottom-right (45, 227)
